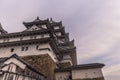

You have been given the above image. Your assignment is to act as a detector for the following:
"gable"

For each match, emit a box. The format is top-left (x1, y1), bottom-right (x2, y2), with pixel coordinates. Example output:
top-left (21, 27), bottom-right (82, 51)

top-left (4, 57), bottom-right (26, 69)
top-left (24, 24), bottom-right (47, 31)
top-left (25, 25), bottom-right (41, 31)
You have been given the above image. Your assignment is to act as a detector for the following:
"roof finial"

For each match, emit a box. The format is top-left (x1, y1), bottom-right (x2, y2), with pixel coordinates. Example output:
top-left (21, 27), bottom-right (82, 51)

top-left (34, 16), bottom-right (40, 22)
top-left (50, 17), bottom-right (53, 23)
top-left (50, 18), bottom-right (53, 21)
top-left (36, 16), bottom-right (39, 20)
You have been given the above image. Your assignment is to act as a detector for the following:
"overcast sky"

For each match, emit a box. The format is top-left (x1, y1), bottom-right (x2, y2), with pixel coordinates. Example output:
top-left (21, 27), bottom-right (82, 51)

top-left (0, 0), bottom-right (119, 80)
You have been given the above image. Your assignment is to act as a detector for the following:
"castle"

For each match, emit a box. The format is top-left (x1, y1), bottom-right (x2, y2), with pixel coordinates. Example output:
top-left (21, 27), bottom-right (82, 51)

top-left (0, 17), bottom-right (105, 80)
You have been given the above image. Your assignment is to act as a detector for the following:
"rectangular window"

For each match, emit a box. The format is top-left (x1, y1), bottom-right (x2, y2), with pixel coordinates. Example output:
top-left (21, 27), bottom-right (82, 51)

top-left (34, 35), bottom-right (37, 39)
top-left (11, 48), bottom-right (14, 52)
top-left (26, 47), bottom-right (29, 51)
top-left (6, 38), bottom-right (9, 42)
top-left (20, 37), bottom-right (23, 40)
top-left (30, 36), bottom-right (33, 39)
top-left (21, 47), bottom-right (24, 51)
top-left (36, 45), bottom-right (39, 49)
top-left (21, 47), bottom-right (29, 51)
top-left (41, 34), bottom-right (44, 38)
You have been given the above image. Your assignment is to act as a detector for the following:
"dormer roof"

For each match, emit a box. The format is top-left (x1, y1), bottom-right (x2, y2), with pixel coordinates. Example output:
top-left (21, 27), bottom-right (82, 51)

top-left (23, 17), bottom-right (49, 29)
top-left (0, 23), bottom-right (7, 34)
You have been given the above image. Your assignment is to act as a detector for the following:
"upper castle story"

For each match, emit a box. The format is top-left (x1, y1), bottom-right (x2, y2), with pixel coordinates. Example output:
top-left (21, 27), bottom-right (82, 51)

top-left (0, 17), bottom-right (77, 66)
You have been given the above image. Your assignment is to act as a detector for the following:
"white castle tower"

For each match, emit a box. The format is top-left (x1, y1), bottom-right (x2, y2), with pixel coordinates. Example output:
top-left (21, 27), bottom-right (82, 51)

top-left (0, 17), bottom-right (105, 80)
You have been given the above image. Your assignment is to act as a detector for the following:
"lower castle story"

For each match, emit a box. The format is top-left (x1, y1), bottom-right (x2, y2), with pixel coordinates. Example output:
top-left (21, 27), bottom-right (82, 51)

top-left (0, 54), bottom-right (105, 80)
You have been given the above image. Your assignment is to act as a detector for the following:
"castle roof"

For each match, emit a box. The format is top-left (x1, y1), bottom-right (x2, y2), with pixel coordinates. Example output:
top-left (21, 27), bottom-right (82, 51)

top-left (55, 63), bottom-right (105, 72)
top-left (68, 63), bottom-right (105, 70)
top-left (0, 23), bottom-right (7, 34)
top-left (23, 17), bottom-right (49, 29)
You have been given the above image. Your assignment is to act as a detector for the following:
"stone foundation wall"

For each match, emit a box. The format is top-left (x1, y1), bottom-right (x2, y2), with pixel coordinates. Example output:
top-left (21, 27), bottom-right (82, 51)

top-left (22, 54), bottom-right (56, 80)
top-left (59, 62), bottom-right (71, 68)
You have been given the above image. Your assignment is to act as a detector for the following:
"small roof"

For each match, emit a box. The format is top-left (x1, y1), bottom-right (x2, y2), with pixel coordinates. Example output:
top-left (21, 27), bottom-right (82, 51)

top-left (49, 18), bottom-right (62, 25)
top-left (68, 63), bottom-right (105, 70)
top-left (23, 17), bottom-right (49, 28)
top-left (55, 63), bottom-right (105, 72)
top-left (0, 23), bottom-right (7, 34)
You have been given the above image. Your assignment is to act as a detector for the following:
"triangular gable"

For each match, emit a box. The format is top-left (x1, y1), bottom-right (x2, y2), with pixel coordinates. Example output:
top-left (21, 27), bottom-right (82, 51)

top-left (23, 17), bottom-right (49, 30)
top-left (25, 25), bottom-right (41, 31)
top-left (3, 57), bottom-right (26, 69)
top-left (23, 24), bottom-right (47, 32)
top-left (1, 62), bottom-right (24, 72)
top-left (1, 54), bottom-right (28, 70)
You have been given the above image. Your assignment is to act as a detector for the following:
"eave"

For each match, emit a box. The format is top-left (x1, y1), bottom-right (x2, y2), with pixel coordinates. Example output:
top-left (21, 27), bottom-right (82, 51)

top-left (23, 19), bottom-right (49, 29)
top-left (0, 29), bottom-right (50, 39)
top-left (68, 63), bottom-right (105, 70)
top-left (0, 38), bottom-right (51, 47)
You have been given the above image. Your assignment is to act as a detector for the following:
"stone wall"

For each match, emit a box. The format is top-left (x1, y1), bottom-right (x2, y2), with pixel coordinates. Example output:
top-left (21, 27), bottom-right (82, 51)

top-left (22, 54), bottom-right (56, 80)
top-left (59, 62), bottom-right (71, 68)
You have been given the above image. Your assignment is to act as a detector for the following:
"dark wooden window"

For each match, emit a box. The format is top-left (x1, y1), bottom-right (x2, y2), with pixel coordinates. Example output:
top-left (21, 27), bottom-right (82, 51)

top-left (30, 36), bottom-right (33, 39)
top-left (21, 47), bottom-right (24, 51)
top-left (20, 37), bottom-right (23, 40)
top-left (36, 45), bottom-right (39, 49)
top-left (21, 47), bottom-right (29, 51)
top-left (41, 34), bottom-right (44, 38)
top-left (34, 35), bottom-right (37, 39)
top-left (26, 47), bottom-right (29, 51)
top-left (11, 48), bottom-right (14, 52)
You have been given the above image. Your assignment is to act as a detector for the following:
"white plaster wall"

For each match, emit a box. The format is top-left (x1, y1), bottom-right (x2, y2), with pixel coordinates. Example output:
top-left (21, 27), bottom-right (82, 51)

top-left (23, 36), bottom-right (30, 40)
top-left (72, 68), bottom-right (103, 79)
top-left (9, 37), bottom-right (20, 42)
top-left (37, 35), bottom-right (42, 38)
top-left (60, 55), bottom-right (72, 65)
top-left (55, 72), bottom-right (70, 80)
top-left (26, 25), bottom-right (40, 31)
top-left (54, 26), bottom-right (59, 30)
top-left (0, 44), bottom-right (49, 57)
top-left (0, 39), bottom-right (3, 43)
top-left (2, 66), bottom-right (9, 71)
top-left (0, 43), bottom-right (57, 62)
top-left (18, 76), bottom-right (23, 80)
top-left (44, 34), bottom-right (49, 38)
top-left (4, 58), bottom-right (26, 69)
top-left (41, 25), bottom-right (47, 29)
top-left (63, 55), bottom-right (71, 60)
top-left (60, 59), bottom-right (72, 65)
top-left (0, 34), bottom-right (50, 43)
top-left (47, 43), bottom-right (58, 62)
top-left (11, 64), bottom-right (16, 72)
top-left (55, 32), bottom-right (61, 36)
top-left (38, 43), bottom-right (58, 62)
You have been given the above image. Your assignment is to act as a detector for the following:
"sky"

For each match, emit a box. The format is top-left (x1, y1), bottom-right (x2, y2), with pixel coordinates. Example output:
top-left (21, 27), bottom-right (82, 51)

top-left (0, 0), bottom-right (119, 80)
